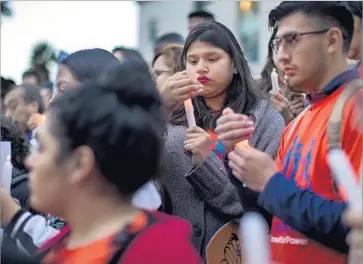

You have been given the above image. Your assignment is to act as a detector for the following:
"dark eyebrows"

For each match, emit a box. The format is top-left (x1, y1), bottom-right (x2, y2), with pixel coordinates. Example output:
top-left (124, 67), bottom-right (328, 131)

top-left (275, 30), bottom-right (299, 39)
top-left (187, 52), bottom-right (221, 58)
top-left (187, 54), bottom-right (197, 59)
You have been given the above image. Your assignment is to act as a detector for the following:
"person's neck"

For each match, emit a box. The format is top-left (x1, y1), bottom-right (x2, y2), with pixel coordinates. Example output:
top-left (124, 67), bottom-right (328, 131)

top-left (64, 194), bottom-right (140, 249)
top-left (311, 59), bottom-right (348, 93)
top-left (205, 93), bottom-right (226, 112)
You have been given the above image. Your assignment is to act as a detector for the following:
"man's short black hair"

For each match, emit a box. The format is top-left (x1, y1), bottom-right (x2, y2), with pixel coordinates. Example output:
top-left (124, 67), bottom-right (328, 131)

top-left (346, 1), bottom-right (362, 18)
top-left (1, 116), bottom-right (30, 171)
top-left (22, 69), bottom-right (41, 85)
top-left (1, 76), bottom-right (15, 101)
top-left (154, 33), bottom-right (185, 54)
top-left (268, 1), bottom-right (354, 52)
top-left (18, 84), bottom-right (45, 114)
top-left (111, 46), bottom-right (145, 62)
top-left (188, 10), bottom-right (215, 21)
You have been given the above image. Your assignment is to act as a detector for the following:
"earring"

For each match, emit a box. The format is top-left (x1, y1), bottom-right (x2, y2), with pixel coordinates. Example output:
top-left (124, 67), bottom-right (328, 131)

top-left (233, 68), bottom-right (238, 74)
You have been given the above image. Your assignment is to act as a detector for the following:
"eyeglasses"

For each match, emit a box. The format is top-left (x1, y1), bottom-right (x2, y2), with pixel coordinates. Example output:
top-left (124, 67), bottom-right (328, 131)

top-left (271, 29), bottom-right (332, 53)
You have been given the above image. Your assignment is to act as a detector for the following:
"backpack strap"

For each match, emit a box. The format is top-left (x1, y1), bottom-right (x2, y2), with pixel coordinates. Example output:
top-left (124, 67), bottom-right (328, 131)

top-left (284, 105), bottom-right (311, 143)
top-left (11, 174), bottom-right (28, 188)
top-left (326, 79), bottom-right (363, 151)
top-left (108, 212), bottom-right (159, 264)
top-left (35, 225), bottom-right (71, 261)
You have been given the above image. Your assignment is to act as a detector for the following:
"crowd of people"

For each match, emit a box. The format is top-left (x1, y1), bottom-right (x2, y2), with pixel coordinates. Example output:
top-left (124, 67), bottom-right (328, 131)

top-left (0, 1), bottom-right (362, 264)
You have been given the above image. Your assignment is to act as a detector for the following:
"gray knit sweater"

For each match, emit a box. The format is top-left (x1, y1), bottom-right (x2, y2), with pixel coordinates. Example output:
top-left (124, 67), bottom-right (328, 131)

top-left (163, 99), bottom-right (285, 258)
top-left (163, 125), bottom-right (242, 258)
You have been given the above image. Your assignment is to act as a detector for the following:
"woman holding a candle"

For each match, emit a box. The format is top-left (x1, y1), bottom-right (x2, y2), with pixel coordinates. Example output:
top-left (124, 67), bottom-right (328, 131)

top-left (161, 21), bottom-right (285, 160)
top-left (158, 22), bottom-right (285, 237)
top-left (153, 44), bottom-right (244, 259)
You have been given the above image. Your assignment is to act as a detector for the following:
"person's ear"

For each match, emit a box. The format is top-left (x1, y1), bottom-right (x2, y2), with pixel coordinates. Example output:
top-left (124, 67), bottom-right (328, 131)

top-left (67, 146), bottom-right (95, 185)
top-left (326, 27), bottom-right (344, 54)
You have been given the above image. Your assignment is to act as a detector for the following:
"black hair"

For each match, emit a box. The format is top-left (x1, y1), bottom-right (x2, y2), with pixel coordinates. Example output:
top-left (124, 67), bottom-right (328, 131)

top-left (22, 69), bottom-right (41, 85)
top-left (188, 10), bottom-right (215, 21)
top-left (346, 1), bottom-right (362, 18)
top-left (17, 84), bottom-right (45, 114)
top-left (1, 1), bottom-right (12, 17)
top-left (1, 77), bottom-right (16, 101)
top-left (111, 46), bottom-right (145, 62)
top-left (154, 33), bottom-right (185, 54)
top-left (268, 1), bottom-right (354, 52)
top-left (171, 21), bottom-right (258, 129)
top-left (257, 27), bottom-right (278, 96)
top-left (60, 48), bottom-right (120, 83)
top-left (1, 116), bottom-right (30, 172)
top-left (50, 60), bottom-right (167, 195)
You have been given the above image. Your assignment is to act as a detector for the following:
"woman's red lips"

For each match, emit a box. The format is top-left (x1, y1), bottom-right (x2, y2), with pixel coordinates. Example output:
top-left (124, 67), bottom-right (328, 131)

top-left (197, 76), bottom-right (209, 84)
top-left (284, 67), bottom-right (294, 75)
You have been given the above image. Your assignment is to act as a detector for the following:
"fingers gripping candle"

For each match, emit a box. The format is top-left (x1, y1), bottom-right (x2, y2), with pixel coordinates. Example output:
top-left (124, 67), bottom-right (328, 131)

top-left (184, 99), bottom-right (196, 127)
top-left (222, 108), bottom-right (251, 149)
top-left (271, 68), bottom-right (281, 94)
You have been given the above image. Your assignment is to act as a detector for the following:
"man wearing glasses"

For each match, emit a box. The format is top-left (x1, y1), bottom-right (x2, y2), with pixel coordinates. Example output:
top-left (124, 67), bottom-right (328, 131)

top-left (217, 2), bottom-right (362, 264)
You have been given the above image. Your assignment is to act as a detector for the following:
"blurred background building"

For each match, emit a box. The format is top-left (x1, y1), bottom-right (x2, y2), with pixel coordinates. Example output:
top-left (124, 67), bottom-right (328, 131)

top-left (138, 0), bottom-right (281, 76)
top-left (2, 1), bottom-right (281, 82)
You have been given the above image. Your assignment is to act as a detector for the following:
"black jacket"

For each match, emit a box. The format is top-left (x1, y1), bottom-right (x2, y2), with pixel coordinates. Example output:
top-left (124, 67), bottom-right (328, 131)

top-left (11, 167), bottom-right (30, 209)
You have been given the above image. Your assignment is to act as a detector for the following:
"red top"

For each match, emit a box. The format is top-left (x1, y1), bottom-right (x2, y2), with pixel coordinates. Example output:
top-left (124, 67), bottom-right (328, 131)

top-left (38, 211), bottom-right (202, 264)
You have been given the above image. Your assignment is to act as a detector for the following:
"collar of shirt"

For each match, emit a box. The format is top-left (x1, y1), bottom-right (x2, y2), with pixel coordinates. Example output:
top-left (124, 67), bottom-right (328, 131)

top-left (307, 69), bottom-right (360, 104)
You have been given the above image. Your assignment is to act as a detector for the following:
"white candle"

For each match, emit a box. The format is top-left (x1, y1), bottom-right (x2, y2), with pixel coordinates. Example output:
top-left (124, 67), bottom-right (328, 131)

top-left (271, 68), bottom-right (281, 94)
top-left (240, 212), bottom-right (270, 264)
top-left (0, 155), bottom-right (12, 193)
top-left (327, 149), bottom-right (362, 211)
top-left (184, 98), bottom-right (196, 127)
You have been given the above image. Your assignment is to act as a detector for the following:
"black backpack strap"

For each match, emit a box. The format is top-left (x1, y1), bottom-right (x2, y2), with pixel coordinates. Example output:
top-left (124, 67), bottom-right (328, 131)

top-left (11, 174), bottom-right (28, 188)
top-left (158, 182), bottom-right (173, 214)
top-left (327, 79), bottom-right (362, 150)
top-left (108, 212), bottom-right (158, 264)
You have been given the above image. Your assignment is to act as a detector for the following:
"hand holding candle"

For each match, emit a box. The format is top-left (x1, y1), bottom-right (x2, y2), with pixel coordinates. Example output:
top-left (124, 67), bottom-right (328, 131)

top-left (161, 71), bottom-right (203, 115)
top-left (217, 108), bottom-right (253, 150)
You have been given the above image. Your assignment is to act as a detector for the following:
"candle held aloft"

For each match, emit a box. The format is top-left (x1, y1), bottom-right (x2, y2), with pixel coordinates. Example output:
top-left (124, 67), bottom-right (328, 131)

top-left (271, 68), bottom-right (281, 94)
top-left (327, 149), bottom-right (362, 211)
top-left (240, 212), bottom-right (270, 264)
top-left (184, 98), bottom-right (196, 127)
top-left (1, 155), bottom-right (12, 192)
